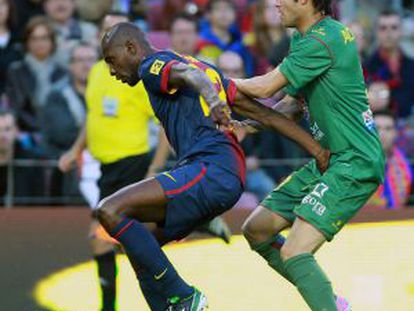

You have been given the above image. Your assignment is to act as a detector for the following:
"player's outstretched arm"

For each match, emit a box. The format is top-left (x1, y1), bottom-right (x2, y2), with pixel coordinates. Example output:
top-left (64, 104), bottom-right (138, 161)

top-left (232, 95), bottom-right (304, 134)
top-left (233, 67), bottom-right (289, 99)
top-left (232, 90), bottom-right (330, 173)
top-left (168, 62), bottom-right (231, 126)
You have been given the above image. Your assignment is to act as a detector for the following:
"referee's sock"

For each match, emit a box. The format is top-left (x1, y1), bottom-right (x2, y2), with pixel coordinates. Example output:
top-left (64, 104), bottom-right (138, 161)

top-left (110, 217), bottom-right (194, 301)
top-left (250, 234), bottom-right (293, 283)
top-left (94, 251), bottom-right (117, 311)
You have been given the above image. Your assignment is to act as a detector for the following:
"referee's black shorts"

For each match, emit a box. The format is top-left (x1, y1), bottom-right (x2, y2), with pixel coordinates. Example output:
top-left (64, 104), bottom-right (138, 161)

top-left (98, 153), bottom-right (151, 200)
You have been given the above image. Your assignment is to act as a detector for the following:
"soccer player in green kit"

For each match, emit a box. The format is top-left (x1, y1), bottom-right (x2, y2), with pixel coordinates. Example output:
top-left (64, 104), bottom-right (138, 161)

top-left (230, 0), bottom-right (385, 310)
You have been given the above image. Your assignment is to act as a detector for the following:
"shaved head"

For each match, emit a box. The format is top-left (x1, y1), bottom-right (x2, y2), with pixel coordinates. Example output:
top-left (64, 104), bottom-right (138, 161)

top-left (101, 22), bottom-right (153, 86)
top-left (101, 22), bottom-right (150, 53)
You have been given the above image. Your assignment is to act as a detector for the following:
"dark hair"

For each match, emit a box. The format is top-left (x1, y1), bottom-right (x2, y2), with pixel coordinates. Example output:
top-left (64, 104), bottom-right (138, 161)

top-left (23, 16), bottom-right (56, 54)
top-left (206, 0), bottom-right (235, 13)
top-left (373, 109), bottom-right (396, 122)
top-left (312, 0), bottom-right (332, 15)
top-left (379, 8), bottom-right (401, 19)
top-left (169, 13), bottom-right (199, 33)
top-left (2, 0), bottom-right (17, 31)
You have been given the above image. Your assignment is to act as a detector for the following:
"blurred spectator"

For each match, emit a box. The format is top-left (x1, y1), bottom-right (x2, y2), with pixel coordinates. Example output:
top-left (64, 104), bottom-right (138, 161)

top-left (348, 21), bottom-right (370, 63)
top-left (75, 0), bottom-right (113, 23)
top-left (148, 0), bottom-right (189, 31)
top-left (364, 9), bottom-right (414, 119)
top-left (248, 0), bottom-right (290, 74)
top-left (0, 108), bottom-right (44, 204)
top-left (198, 0), bottom-right (254, 75)
top-left (14, 0), bottom-right (44, 39)
top-left (367, 110), bottom-right (412, 209)
top-left (0, 0), bottom-right (23, 96)
top-left (43, 0), bottom-right (98, 67)
top-left (170, 13), bottom-right (199, 56)
top-left (6, 16), bottom-right (66, 135)
top-left (41, 43), bottom-right (97, 199)
top-left (368, 81), bottom-right (391, 112)
top-left (217, 51), bottom-right (274, 200)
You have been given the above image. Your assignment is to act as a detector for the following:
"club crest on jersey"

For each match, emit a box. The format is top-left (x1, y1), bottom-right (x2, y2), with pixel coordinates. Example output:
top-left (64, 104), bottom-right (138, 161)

top-left (362, 109), bottom-right (375, 131)
top-left (150, 60), bottom-right (165, 75)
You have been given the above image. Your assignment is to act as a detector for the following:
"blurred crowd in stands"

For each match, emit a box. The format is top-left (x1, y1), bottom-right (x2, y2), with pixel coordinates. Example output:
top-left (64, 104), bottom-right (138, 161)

top-left (1, 0), bottom-right (414, 210)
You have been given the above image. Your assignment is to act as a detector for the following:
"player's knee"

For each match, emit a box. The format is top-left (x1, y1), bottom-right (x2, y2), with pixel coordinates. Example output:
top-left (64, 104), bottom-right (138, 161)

top-left (96, 197), bottom-right (121, 227)
top-left (280, 242), bottom-right (302, 262)
top-left (242, 217), bottom-right (267, 246)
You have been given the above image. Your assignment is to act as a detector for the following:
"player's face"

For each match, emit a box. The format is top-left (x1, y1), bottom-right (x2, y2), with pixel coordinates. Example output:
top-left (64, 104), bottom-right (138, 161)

top-left (104, 44), bottom-right (140, 86)
top-left (375, 115), bottom-right (397, 154)
top-left (276, 0), bottom-right (300, 28)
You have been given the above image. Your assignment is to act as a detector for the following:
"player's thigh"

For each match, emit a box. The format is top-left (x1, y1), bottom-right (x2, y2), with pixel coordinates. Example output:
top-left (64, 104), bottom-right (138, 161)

top-left (294, 160), bottom-right (380, 242)
top-left (98, 177), bottom-right (168, 229)
top-left (242, 205), bottom-right (291, 243)
top-left (282, 217), bottom-right (326, 260)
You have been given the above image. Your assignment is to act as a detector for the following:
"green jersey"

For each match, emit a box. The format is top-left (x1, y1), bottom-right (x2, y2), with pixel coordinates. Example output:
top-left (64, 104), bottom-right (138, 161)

top-left (279, 17), bottom-right (385, 182)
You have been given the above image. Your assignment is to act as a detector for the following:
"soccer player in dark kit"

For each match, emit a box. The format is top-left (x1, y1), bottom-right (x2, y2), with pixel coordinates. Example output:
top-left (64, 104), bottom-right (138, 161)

top-left (97, 22), bottom-right (329, 310)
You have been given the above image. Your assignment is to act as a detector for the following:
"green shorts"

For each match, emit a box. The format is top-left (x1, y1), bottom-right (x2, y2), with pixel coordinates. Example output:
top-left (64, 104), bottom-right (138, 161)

top-left (262, 152), bottom-right (381, 241)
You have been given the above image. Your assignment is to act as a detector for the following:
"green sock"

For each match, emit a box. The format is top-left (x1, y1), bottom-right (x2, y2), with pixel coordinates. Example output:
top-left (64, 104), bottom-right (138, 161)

top-left (284, 253), bottom-right (337, 311)
top-left (251, 234), bottom-right (293, 283)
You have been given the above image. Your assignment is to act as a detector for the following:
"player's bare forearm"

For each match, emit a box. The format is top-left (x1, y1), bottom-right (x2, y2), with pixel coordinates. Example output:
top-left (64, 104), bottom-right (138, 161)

top-left (234, 95), bottom-right (304, 134)
top-left (168, 62), bottom-right (230, 125)
top-left (232, 90), bottom-right (323, 159)
top-left (233, 68), bottom-right (289, 99)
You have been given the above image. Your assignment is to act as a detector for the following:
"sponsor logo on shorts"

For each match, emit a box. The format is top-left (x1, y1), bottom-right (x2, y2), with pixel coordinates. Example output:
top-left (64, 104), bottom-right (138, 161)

top-left (301, 183), bottom-right (329, 216)
top-left (302, 195), bottom-right (327, 216)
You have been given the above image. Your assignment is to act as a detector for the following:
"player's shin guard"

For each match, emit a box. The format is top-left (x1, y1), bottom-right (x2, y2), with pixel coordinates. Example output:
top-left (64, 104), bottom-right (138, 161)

top-left (95, 251), bottom-right (117, 311)
top-left (250, 234), bottom-right (293, 283)
top-left (284, 253), bottom-right (337, 311)
top-left (110, 217), bottom-right (193, 301)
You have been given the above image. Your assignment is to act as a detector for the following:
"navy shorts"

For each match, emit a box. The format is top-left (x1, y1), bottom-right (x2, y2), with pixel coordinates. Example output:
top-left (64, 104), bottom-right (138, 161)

top-left (155, 161), bottom-right (243, 241)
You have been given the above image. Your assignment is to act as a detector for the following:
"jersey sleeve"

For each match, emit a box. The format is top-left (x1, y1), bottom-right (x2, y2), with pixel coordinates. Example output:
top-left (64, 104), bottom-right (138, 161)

top-left (279, 35), bottom-right (333, 90)
top-left (138, 53), bottom-right (180, 95)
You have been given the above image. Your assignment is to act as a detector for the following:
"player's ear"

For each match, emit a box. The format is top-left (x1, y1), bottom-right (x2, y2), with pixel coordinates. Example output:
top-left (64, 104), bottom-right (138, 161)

top-left (125, 40), bottom-right (137, 56)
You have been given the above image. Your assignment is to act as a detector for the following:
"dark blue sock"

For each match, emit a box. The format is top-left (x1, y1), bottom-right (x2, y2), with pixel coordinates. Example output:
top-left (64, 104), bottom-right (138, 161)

top-left (138, 268), bottom-right (168, 311)
top-left (111, 217), bottom-right (193, 301)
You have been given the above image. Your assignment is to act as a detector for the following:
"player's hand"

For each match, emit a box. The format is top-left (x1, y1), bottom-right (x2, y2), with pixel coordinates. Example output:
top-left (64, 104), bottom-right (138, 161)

top-left (210, 100), bottom-right (231, 127)
top-left (58, 149), bottom-right (77, 173)
top-left (315, 148), bottom-right (331, 174)
top-left (231, 119), bottom-right (261, 134)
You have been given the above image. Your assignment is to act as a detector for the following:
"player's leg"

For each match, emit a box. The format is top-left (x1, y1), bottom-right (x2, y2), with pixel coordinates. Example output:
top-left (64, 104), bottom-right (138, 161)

top-left (281, 218), bottom-right (337, 310)
top-left (282, 156), bottom-right (381, 311)
top-left (242, 206), bottom-right (294, 282)
top-left (242, 166), bottom-right (315, 284)
top-left (96, 177), bottom-right (195, 305)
